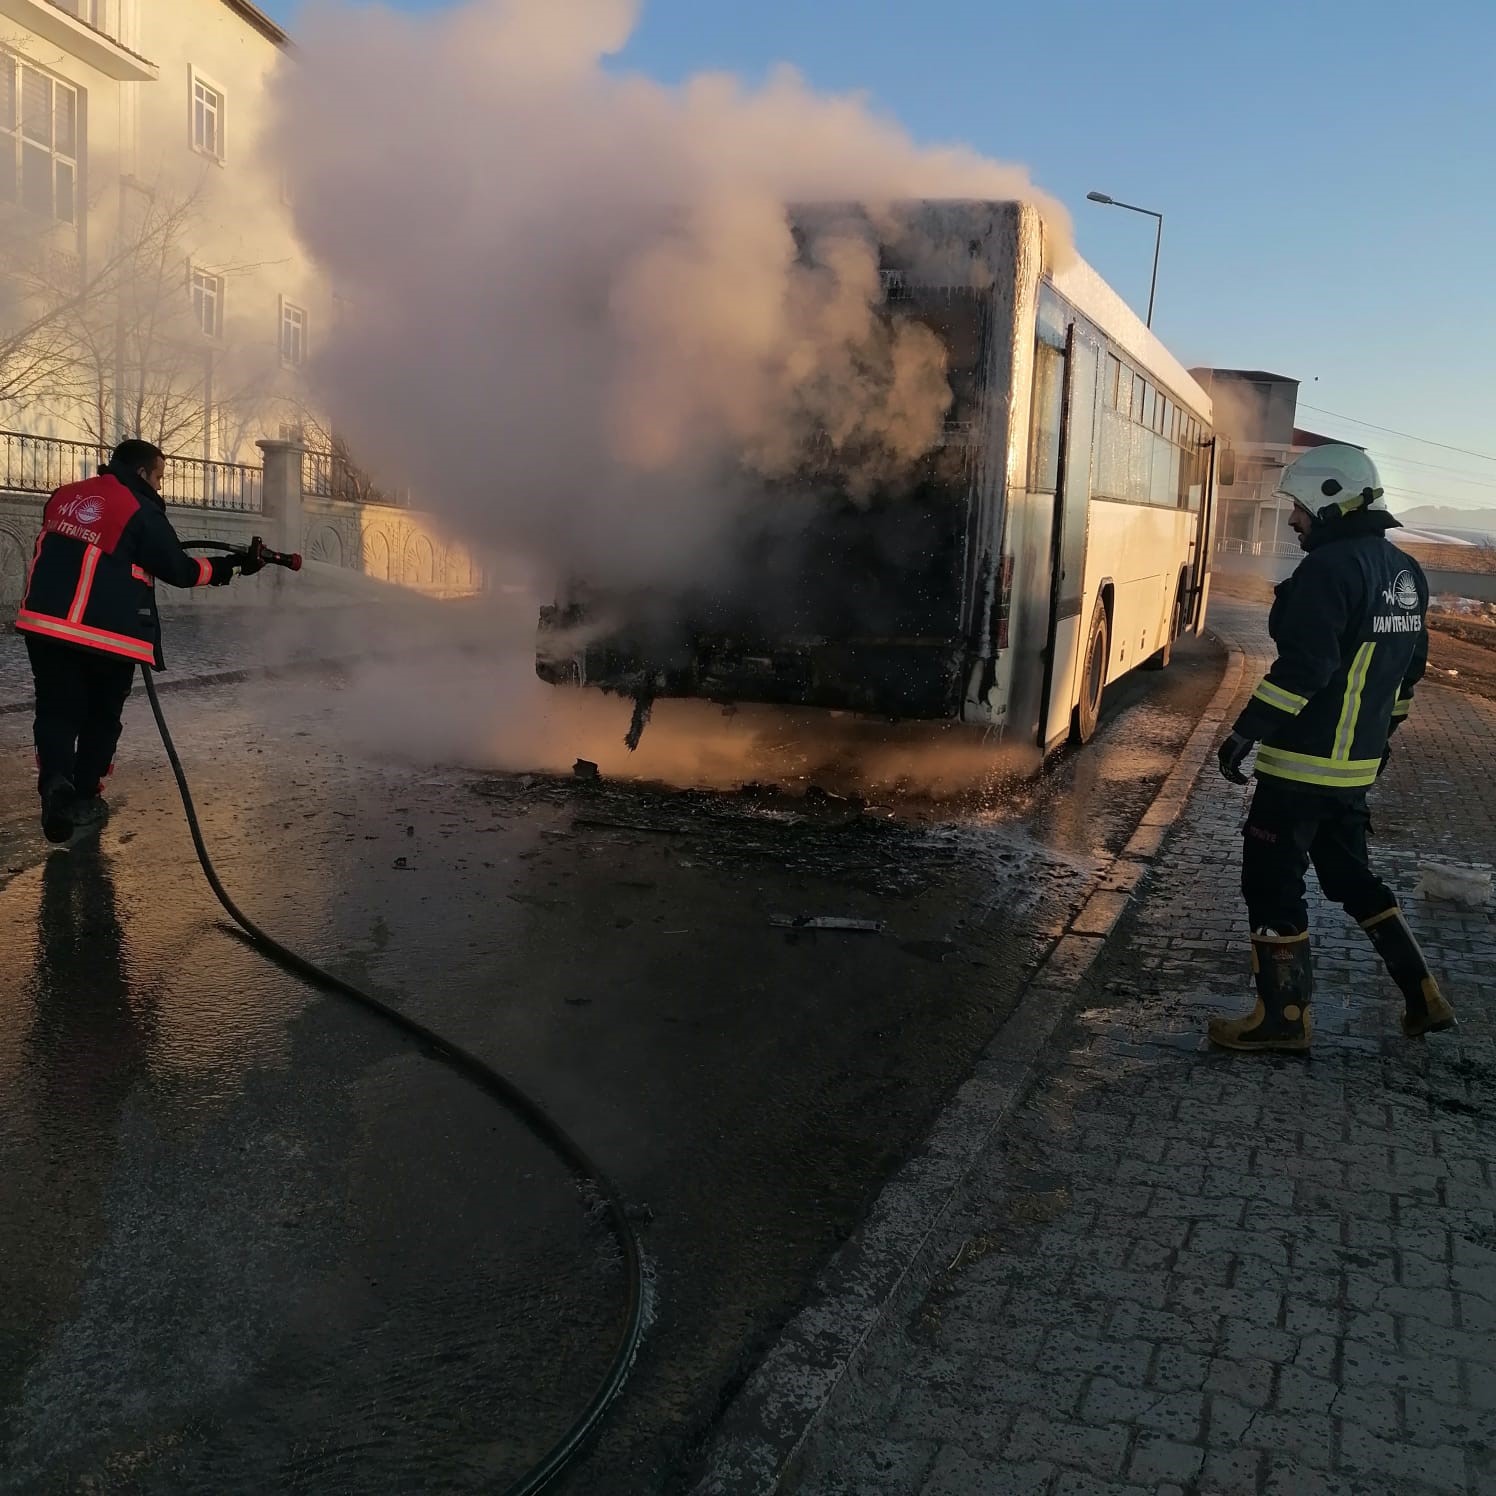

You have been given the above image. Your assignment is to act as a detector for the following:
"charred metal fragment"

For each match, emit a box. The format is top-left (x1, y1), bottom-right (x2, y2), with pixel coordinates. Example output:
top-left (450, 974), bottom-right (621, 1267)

top-left (624, 690), bottom-right (655, 753)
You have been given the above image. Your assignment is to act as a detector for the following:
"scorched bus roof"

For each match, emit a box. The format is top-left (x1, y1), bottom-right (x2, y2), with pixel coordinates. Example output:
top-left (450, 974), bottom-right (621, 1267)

top-left (796, 199), bottom-right (1214, 430)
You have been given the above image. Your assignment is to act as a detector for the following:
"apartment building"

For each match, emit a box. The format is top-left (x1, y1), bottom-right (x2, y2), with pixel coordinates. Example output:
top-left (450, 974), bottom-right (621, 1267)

top-left (0, 0), bottom-right (326, 460)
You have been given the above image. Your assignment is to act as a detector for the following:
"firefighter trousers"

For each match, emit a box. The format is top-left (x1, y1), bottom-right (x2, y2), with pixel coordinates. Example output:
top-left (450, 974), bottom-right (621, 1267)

top-left (1241, 777), bottom-right (1397, 936)
top-left (26, 634), bottom-right (136, 797)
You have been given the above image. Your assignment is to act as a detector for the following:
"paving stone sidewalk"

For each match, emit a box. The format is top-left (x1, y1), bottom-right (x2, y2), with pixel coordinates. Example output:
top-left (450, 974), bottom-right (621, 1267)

top-left (790, 600), bottom-right (1496, 1496)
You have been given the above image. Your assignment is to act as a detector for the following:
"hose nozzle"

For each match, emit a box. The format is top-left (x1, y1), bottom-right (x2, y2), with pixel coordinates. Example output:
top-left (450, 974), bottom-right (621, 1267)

top-left (243, 536), bottom-right (302, 574)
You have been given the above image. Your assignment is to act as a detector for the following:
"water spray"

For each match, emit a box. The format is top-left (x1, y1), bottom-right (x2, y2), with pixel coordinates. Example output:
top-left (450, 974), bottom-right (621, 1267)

top-left (142, 542), bottom-right (645, 1494)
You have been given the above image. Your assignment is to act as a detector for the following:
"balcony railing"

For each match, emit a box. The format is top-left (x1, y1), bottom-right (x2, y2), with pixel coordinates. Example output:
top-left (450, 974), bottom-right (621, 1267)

top-left (0, 430), bottom-right (262, 512)
top-left (48, 0), bottom-right (126, 50)
top-left (12, 1), bottom-right (158, 80)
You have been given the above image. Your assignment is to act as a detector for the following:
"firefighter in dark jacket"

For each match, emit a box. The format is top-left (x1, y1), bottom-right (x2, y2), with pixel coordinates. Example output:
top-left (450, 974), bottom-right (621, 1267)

top-left (1213, 443), bottom-right (1457, 1053)
top-left (15, 438), bottom-right (263, 843)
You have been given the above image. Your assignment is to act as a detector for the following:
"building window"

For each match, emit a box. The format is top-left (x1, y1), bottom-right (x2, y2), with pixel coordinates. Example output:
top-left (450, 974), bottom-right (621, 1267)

top-left (56, 0), bottom-right (112, 27)
top-left (279, 298), bottom-right (307, 367)
top-left (0, 55), bottom-right (79, 224)
top-left (192, 73), bottom-right (224, 160)
top-left (190, 267), bottom-right (223, 338)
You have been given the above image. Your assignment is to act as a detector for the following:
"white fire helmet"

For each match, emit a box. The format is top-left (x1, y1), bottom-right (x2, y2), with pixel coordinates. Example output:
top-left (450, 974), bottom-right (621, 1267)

top-left (1275, 443), bottom-right (1385, 521)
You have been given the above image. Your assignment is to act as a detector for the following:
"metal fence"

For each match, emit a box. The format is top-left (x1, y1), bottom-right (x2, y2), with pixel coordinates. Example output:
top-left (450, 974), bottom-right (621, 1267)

top-left (0, 430), bottom-right (105, 495)
top-left (1217, 536), bottom-right (1300, 560)
top-left (158, 455), bottom-right (262, 512)
top-left (0, 430), bottom-right (263, 512)
top-left (302, 447), bottom-right (409, 507)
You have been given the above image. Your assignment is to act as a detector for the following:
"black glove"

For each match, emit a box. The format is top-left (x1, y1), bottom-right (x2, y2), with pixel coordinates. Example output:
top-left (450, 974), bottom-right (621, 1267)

top-left (1378, 742), bottom-right (1392, 778)
top-left (1218, 732), bottom-right (1255, 785)
top-left (207, 555), bottom-right (237, 586)
top-left (236, 537), bottom-right (267, 577)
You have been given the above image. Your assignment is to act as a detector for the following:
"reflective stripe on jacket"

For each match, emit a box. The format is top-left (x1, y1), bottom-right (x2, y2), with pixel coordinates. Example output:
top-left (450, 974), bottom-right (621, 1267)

top-left (1232, 511), bottom-right (1428, 795)
top-left (15, 471), bottom-right (225, 668)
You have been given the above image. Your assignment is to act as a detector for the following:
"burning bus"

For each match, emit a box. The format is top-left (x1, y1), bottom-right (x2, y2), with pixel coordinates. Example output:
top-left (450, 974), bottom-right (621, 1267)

top-left (536, 200), bottom-right (1226, 755)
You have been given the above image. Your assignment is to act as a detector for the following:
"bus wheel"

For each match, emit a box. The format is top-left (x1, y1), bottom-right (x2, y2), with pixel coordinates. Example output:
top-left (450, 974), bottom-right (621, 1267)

top-left (1071, 600), bottom-right (1109, 744)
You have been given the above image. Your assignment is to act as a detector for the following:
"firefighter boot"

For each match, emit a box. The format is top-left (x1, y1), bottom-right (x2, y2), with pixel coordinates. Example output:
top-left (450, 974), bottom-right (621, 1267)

top-left (1208, 932), bottom-right (1313, 1054)
top-left (1360, 907), bottom-right (1457, 1038)
top-left (40, 775), bottom-right (76, 844)
top-left (71, 794), bottom-right (110, 833)
top-left (71, 780), bottom-right (110, 832)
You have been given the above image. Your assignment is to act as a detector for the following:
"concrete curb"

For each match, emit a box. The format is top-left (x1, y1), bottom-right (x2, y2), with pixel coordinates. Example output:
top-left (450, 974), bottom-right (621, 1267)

top-left (690, 637), bottom-right (1249, 1495)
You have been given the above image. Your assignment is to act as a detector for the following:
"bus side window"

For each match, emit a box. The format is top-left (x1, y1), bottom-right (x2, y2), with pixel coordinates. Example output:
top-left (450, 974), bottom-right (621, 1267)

top-left (1105, 354), bottom-right (1121, 409)
top-left (1180, 429), bottom-right (1204, 511)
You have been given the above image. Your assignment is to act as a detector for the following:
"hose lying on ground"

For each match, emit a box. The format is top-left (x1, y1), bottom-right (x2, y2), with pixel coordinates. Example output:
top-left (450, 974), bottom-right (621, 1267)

top-left (142, 542), bottom-right (645, 1496)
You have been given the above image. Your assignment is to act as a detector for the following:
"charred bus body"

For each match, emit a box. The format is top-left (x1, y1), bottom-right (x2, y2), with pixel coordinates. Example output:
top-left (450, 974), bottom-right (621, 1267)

top-left (537, 201), bottom-right (1223, 754)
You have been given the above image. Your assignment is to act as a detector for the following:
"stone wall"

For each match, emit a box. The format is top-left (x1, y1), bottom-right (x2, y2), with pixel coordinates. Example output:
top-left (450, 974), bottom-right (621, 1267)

top-left (0, 440), bottom-right (493, 609)
top-left (300, 497), bottom-right (491, 597)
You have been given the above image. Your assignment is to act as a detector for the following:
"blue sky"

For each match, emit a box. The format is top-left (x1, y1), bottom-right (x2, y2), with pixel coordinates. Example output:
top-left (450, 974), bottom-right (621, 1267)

top-left (260, 0), bottom-right (1496, 513)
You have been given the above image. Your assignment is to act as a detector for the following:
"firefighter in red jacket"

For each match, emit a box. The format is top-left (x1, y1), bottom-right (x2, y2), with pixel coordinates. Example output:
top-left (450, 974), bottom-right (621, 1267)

top-left (15, 438), bottom-right (262, 842)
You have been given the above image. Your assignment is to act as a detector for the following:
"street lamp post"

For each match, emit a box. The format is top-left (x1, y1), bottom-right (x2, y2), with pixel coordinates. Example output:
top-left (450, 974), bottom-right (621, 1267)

top-left (1086, 191), bottom-right (1163, 329)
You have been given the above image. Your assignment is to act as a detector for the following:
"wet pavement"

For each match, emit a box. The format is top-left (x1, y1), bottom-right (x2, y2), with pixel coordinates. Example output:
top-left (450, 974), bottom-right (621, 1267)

top-left (0, 609), bottom-right (1223, 1493)
top-left (0, 597), bottom-right (376, 715)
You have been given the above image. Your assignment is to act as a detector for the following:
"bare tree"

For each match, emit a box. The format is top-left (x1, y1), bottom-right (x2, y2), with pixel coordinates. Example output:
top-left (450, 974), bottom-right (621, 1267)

top-left (0, 207), bottom-right (131, 423)
top-left (73, 186), bottom-right (282, 457)
top-left (1, 178), bottom-right (282, 459)
top-left (294, 405), bottom-right (408, 505)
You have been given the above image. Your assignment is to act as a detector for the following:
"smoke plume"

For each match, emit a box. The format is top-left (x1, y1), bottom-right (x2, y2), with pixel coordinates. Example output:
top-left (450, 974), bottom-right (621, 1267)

top-left (273, 0), bottom-right (1069, 588)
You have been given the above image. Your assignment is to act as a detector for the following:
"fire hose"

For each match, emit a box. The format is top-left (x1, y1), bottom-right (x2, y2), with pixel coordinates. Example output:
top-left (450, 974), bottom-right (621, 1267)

top-left (140, 540), bottom-right (645, 1496)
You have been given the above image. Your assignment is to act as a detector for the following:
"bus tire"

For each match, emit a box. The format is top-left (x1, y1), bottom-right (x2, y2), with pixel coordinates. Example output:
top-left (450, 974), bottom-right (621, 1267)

top-left (1071, 600), bottom-right (1109, 745)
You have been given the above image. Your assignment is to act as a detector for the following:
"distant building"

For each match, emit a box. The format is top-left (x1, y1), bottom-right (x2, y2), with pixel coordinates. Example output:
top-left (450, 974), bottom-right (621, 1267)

top-left (1189, 368), bottom-right (1360, 551)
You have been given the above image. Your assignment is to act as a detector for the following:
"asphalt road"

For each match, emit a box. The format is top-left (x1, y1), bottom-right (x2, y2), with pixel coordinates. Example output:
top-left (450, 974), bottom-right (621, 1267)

top-left (0, 617), bottom-right (1224, 1494)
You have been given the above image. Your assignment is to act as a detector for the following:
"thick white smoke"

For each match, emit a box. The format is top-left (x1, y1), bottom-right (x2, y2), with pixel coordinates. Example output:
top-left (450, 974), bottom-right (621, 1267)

top-left (272, 0), bottom-right (1070, 589)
